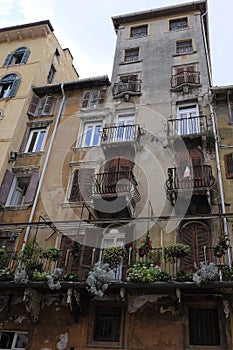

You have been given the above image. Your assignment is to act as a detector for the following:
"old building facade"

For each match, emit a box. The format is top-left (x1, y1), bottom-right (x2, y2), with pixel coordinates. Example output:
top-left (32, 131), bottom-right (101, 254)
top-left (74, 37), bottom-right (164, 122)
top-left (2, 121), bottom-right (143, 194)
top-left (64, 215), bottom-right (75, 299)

top-left (0, 1), bottom-right (233, 350)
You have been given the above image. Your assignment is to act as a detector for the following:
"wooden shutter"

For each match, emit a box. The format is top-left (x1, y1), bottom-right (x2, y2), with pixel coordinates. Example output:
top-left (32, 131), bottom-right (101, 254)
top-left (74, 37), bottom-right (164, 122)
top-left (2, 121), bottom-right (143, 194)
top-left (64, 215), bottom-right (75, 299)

top-left (3, 53), bottom-right (13, 66)
top-left (81, 91), bottom-right (90, 108)
top-left (24, 172), bottom-right (39, 204)
top-left (42, 96), bottom-right (55, 115)
top-left (27, 94), bottom-right (40, 116)
top-left (0, 170), bottom-right (14, 206)
top-left (70, 168), bottom-right (94, 202)
top-left (224, 153), bottom-right (233, 178)
top-left (21, 49), bottom-right (30, 64)
top-left (9, 77), bottom-right (21, 97)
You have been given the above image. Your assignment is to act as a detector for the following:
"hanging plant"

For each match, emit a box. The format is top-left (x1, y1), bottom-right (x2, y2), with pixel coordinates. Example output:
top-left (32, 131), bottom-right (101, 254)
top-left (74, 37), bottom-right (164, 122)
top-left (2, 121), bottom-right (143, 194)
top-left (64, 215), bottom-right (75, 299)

top-left (164, 243), bottom-right (191, 262)
top-left (102, 246), bottom-right (127, 269)
top-left (213, 234), bottom-right (229, 258)
top-left (138, 234), bottom-right (153, 258)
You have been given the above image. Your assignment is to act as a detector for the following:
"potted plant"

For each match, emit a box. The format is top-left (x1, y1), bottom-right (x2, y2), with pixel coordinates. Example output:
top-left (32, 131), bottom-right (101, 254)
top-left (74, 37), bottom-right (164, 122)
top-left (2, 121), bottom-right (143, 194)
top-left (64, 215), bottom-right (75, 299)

top-left (213, 234), bottom-right (229, 258)
top-left (138, 234), bottom-right (153, 258)
top-left (21, 238), bottom-right (43, 277)
top-left (102, 246), bottom-right (127, 269)
top-left (164, 243), bottom-right (191, 262)
top-left (0, 248), bottom-right (11, 269)
top-left (42, 247), bottom-right (61, 261)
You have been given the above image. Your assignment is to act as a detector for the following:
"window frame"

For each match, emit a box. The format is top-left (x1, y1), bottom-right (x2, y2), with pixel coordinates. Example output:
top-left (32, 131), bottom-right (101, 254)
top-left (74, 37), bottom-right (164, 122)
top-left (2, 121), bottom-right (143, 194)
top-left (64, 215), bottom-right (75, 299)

top-left (130, 24), bottom-right (148, 38)
top-left (81, 89), bottom-right (106, 109)
top-left (69, 167), bottom-right (95, 203)
top-left (47, 64), bottom-right (56, 84)
top-left (0, 74), bottom-right (21, 99)
top-left (0, 330), bottom-right (28, 349)
top-left (78, 120), bottom-right (103, 148)
top-left (3, 47), bottom-right (30, 67)
top-left (27, 94), bottom-right (56, 117)
top-left (169, 17), bottom-right (188, 31)
top-left (176, 39), bottom-right (193, 55)
top-left (124, 48), bottom-right (140, 63)
top-left (224, 152), bottom-right (233, 179)
top-left (24, 127), bottom-right (47, 153)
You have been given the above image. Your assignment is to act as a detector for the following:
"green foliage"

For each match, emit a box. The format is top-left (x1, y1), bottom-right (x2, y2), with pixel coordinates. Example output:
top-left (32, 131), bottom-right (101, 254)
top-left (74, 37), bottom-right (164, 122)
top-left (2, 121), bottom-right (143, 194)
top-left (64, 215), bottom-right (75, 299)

top-left (0, 268), bottom-right (14, 281)
top-left (63, 272), bottom-right (79, 281)
top-left (127, 263), bottom-right (171, 283)
top-left (164, 243), bottom-right (191, 262)
top-left (175, 271), bottom-right (194, 282)
top-left (0, 248), bottom-right (11, 269)
top-left (22, 237), bottom-right (43, 269)
top-left (42, 247), bottom-right (61, 261)
top-left (32, 271), bottom-right (49, 281)
top-left (138, 235), bottom-right (152, 257)
top-left (102, 246), bottom-right (127, 269)
top-left (213, 234), bottom-right (228, 257)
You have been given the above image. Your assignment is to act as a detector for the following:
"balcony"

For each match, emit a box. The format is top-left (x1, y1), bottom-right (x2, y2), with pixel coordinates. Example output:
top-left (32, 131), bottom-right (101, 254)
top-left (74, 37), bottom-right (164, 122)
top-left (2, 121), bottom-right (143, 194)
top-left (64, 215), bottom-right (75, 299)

top-left (171, 71), bottom-right (200, 91)
top-left (166, 165), bottom-right (217, 205)
top-left (167, 115), bottom-right (208, 138)
top-left (92, 170), bottom-right (140, 218)
top-left (112, 79), bottom-right (141, 98)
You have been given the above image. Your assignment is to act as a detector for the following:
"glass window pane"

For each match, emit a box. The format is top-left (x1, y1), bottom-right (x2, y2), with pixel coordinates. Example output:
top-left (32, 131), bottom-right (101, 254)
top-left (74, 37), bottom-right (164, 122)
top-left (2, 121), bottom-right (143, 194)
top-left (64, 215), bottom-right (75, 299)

top-left (93, 125), bottom-right (101, 146)
top-left (35, 131), bottom-right (45, 151)
top-left (15, 333), bottom-right (28, 348)
top-left (28, 131), bottom-right (38, 152)
top-left (84, 126), bottom-right (93, 146)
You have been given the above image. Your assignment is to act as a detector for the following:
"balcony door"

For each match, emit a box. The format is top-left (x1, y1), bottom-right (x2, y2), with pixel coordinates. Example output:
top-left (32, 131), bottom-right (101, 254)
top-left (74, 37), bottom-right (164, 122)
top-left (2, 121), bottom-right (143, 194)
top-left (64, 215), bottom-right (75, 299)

top-left (178, 149), bottom-right (204, 189)
top-left (104, 158), bottom-right (133, 194)
top-left (180, 222), bottom-right (211, 271)
top-left (116, 114), bottom-right (135, 142)
top-left (177, 104), bottom-right (200, 136)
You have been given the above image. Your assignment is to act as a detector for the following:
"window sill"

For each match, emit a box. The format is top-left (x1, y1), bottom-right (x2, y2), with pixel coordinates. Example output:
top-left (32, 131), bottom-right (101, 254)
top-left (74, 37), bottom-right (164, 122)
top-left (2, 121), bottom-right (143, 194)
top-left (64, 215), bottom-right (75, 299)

top-left (173, 50), bottom-right (197, 57)
top-left (119, 59), bottom-right (142, 65)
top-left (61, 201), bottom-right (92, 208)
top-left (17, 151), bottom-right (44, 158)
top-left (2, 204), bottom-right (31, 211)
top-left (87, 341), bottom-right (120, 348)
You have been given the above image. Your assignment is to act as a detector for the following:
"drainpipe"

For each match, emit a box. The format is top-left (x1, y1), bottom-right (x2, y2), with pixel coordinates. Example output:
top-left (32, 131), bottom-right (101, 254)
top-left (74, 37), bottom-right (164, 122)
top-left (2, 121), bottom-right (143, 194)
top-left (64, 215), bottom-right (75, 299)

top-left (201, 10), bottom-right (231, 265)
top-left (21, 83), bottom-right (66, 252)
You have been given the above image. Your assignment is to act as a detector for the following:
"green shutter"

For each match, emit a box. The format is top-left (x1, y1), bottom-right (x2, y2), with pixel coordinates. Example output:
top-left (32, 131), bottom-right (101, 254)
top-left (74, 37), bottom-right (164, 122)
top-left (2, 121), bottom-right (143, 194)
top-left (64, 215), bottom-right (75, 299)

top-left (3, 53), bottom-right (13, 67)
top-left (9, 77), bottom-right (21, 97)
top-left (21, 49), bottom-right (30, 64)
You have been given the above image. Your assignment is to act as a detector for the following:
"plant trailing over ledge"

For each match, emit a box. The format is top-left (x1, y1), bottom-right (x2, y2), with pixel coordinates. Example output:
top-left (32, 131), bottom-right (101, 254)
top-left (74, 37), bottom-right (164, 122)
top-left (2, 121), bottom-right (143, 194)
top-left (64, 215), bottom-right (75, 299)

top-left (86, 261), bottom-right (115, 297)
top-left (213, 234), bottom-right (229, 258)
top-left (164, 243), bottom-right (191, 262)
top-left (102, 246), bottom-right (127, 269)
top-left (193, 262), bottom-right (219, 286)
top-left (127, 263), bottom-right (171, 283)
top-left (0, 268), bottom-right (14, 281)
top-left (138, 234), bottom-right (152, 258)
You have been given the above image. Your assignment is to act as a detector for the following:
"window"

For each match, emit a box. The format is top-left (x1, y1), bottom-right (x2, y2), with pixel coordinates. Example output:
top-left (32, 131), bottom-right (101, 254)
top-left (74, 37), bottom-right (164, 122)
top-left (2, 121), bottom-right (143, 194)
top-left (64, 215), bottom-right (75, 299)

top-left (124, 48), bottom-right (139, 63)
top-left (189, 308), bottom-right (220, 346)
top-left (80, 122), bottom-right (102, 147)
top-left (0, 74), bottom-right (21, 98)
top-left (102, 226), bottom-right (125, 248)
top-left (27, 94), bottom-right (56, 117)
top-left (69, 168), bottom-right (95, 202)
top-left (4, 47), bottom-right (30, 66)
top-left (93, 307), bottom-right (121, 342)
top-left (169, 17), bottom-right (188, 31)
top-left (0, 170), bottom-right (39, 207)
top-left (116, 114), bottom-right (136, 141)
top-left (130, 25), bottom-right (148, 38)
top-left (0, 331), bottom-right (28, 349)
top-left (47, 64), bottom-right (56, 83)
top-left (176, 40), bottom-right (193, 54)
top-left (224, 153), bottom-right (233, 178)
top-left (81, 89), bottom-right (106, 109)
top-left (24, 128), bottom-right (47, 152)
top-left (177, 104), bottom-right (199, 135)
top-left (172, 65), bottom-right (200, 88)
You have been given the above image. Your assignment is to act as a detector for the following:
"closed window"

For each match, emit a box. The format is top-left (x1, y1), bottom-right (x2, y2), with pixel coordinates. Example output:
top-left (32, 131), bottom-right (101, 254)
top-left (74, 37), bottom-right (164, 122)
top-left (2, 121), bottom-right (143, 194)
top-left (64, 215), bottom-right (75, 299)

top-left (172, 65), bottom-right (200, 88)
top-left (177, 104), bottom-right (199, 135)
top-left (93, 307), bottom-right (121, 342)
top-left (189, 308), bottom-right (220, 346)
top-left (224, 152), bottom-right (233, 178)
top-left (27, 94), bottom-right (56, 117)
top-left (81, 89), bottom-right (106, 109)
top-left (3, 47), bottom-right (30, 66)
top-left (47, 64), bottom-right (56, 83)
top-left (124, 48), bottom-right (139, 63)
top-left (80, 122), bottom-right (102, 147)
top-left (69, 168), bottom-right (94, 202)
top-left (0, 331), bottom-right (28, 349)
top-left (176, 40), bottom-right (193, 54)
top-left (0, 170), bottom-right (39, 207)
top-left (24, 128), bottom-right (47, 152)
top-left (130, 25), bottom-right (148, 38)
top-left (169, 17), bottom-right (188, 31)
top-left (0, 74), bottom-right (21, 98)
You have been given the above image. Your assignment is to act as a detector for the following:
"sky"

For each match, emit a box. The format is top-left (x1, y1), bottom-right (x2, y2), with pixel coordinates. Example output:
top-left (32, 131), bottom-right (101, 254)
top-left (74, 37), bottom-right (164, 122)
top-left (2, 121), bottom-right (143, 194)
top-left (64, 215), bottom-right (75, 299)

top-left (0, 0), bottom-right (230, 86)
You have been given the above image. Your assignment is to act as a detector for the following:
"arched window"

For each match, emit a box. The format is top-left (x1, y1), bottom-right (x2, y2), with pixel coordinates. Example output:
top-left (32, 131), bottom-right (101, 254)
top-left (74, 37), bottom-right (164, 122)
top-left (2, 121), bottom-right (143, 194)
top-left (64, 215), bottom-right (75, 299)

top-left (0, 74), bottom-right (21, 98)
top-left (3, 47), bottom-right (30, 66)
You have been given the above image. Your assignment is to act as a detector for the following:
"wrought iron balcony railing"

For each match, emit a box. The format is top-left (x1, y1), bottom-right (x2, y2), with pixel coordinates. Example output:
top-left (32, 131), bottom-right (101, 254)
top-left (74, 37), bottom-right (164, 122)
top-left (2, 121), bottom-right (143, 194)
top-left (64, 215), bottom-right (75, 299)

top-left (167, 115), bottom-right (208, 138)
top-left (113, 79), bottom-right (141, 97)
top-left (171, 71), bottom-right (200, 89)
top-left (101, 124), bottom-right (141, 144)
top-left (93, 171), bottom-right (140, 202)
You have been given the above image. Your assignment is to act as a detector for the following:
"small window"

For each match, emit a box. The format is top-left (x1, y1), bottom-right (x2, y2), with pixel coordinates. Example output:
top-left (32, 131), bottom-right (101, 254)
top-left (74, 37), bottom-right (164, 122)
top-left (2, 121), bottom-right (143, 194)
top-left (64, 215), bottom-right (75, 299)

top-left (0, 330), bottom-right (28, 349)
top-left (189, 308), bottom-right (220, 346)
top-left (169, 17), bottom-right (188, 31)
top-left (3, 47), bottom-right (30, 66)
top-left (93, 307), bottom-right (121, 342)
top-left (24, 128), bottom-right (47, 152)
top-left (69, 168), bottom-right (95, 202)
top-left (124, 48), bottom-right (139, 63)
top-left (176, 40), bottom-right (193, 54)
top-left (47, 64), bottom-right (56, 84)
top-left (172, 65), bottom-right (199, 88)
top-left (224, 153), bottom-right (233, 178)
top-left (0, 74), bottom-right (21, 98)
top-left (130, 25), bottom-right (148, 38)
top-left (27, 94), bottom-right (56, 117)
top-left (80, 122), bottom-right (102, 147)
top-left (81, 89), bottom-right (106, 109)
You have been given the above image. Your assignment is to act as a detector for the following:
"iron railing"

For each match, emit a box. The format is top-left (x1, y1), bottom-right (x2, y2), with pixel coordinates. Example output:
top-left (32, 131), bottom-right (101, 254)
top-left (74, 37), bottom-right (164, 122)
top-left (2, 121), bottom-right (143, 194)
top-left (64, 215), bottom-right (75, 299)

top-left (113, 79), bottom-right (141, 96)
top-left (167, 115), bottom-right (208, 137)
top-left (101, 124), bottom-right (141, 144)
top-left (171, 71), bottom-right (200, 88)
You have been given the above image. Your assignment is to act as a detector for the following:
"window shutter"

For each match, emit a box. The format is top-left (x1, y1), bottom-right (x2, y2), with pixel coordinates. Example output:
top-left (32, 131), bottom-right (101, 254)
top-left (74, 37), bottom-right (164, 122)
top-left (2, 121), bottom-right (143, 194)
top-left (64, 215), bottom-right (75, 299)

top-left (3, 53), bottom-right (13, 67)
top-left (21, 49), bottom-right (30, 64)
top-left (224, 153), bottom-right (233, 178)
top-left (42, 96), bottom-right (55, 115)
top-left (9, 77), bottom-right (21, 97)
top-left (0, 170), bottom-right (14, 206)
top-left (27, 94), bottom-right (40, 116)
top-left (24, 172), bottom-right (39, 205)
top-left (81, 91), bottom-right (90, 108)
top-left (81, 228), bottom-right (102, 266)
top-left (69, 168), bottom-right (94, 202)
